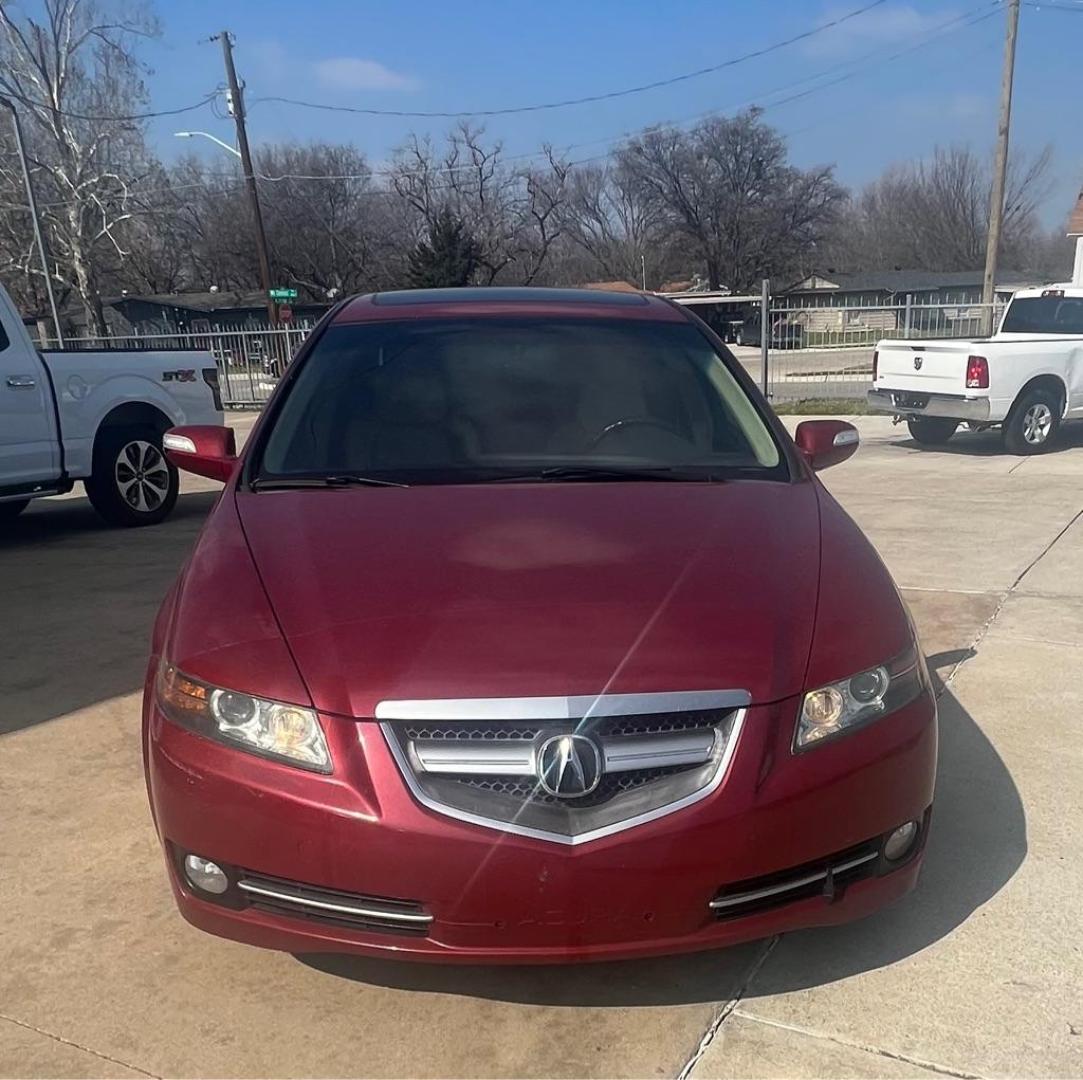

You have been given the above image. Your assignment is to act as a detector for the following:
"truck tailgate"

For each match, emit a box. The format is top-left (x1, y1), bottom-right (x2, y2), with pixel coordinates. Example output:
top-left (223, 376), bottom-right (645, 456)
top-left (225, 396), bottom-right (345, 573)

top-left (875, 340), bottom-right (974, 393)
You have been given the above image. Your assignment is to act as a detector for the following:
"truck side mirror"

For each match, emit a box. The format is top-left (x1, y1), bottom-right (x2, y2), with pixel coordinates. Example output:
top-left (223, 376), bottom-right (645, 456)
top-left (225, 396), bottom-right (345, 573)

top-left (163, 425), bottom-right (237, 483)
top-left (794, 420), bottom-right (859, 472)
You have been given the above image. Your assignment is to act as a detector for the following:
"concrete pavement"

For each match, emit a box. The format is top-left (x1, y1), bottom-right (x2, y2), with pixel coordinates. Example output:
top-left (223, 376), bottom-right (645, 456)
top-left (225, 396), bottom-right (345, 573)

top-left (1, 414), bottom-right (1081, 1077)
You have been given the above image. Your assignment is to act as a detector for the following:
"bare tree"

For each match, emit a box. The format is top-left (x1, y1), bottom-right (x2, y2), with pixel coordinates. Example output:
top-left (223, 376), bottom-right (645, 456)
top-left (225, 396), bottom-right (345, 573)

top-left (0, 0), bottom-right (158, 332)
top-left (255, 143), bottom-right (404, 299)
top-left (833, 144), bottom-right (1054, 273)
top-left (618, 109), bottom-right (845, 291)
top-left (561, 161), bottom-right (677, 287)
top-left (390, 124), bottom-right (568, 286)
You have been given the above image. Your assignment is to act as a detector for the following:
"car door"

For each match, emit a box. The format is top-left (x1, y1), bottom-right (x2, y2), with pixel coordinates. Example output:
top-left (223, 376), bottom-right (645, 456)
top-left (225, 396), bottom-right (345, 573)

top-left (0, 318), bottom-right (60, 488)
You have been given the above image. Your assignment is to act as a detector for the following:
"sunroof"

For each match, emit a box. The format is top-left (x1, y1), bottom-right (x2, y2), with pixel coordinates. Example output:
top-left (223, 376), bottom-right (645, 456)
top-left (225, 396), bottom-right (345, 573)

top-left (371, 287), bottom-right (649, 307)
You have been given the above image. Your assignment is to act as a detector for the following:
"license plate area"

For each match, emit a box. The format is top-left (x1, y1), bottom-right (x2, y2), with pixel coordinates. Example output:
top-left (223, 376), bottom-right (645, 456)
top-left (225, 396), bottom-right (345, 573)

top-left (893, 392), bottom-right (929, 409)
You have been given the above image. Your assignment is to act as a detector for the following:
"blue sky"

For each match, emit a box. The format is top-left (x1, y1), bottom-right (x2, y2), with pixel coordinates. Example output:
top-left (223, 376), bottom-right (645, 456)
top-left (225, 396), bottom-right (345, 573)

top-left (140, 0), bottom-right (1082, 225)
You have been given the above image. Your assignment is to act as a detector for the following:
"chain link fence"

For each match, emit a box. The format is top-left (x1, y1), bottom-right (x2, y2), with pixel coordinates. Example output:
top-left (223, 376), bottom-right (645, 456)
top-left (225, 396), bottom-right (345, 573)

top-left (62, 295), bottom-right (1010, 409)
top-left (728, 298), bottom-right (1006, 404)
top-left (62, 327), bottom-right (310, 407)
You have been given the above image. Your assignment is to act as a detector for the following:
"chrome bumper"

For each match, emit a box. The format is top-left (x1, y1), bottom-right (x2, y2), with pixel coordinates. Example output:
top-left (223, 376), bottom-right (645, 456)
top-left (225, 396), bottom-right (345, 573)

top-left (867, 389), bottom-right (991, 422)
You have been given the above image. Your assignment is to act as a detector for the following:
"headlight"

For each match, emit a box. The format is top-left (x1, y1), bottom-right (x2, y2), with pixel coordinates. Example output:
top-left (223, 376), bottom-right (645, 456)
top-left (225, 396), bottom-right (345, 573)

top-left (156, 663), bottom-right (331, 773)
top-left (795, 645), bottom-right (924, 751)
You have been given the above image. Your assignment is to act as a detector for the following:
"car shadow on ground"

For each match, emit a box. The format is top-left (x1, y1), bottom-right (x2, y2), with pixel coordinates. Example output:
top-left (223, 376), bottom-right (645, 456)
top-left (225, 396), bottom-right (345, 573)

top-left (301, 649), bottom-right (1026, 1006)
top-left (0, 490), bottom-right (217, 735)
top-left (891, 420), bottom-right (1083, 457)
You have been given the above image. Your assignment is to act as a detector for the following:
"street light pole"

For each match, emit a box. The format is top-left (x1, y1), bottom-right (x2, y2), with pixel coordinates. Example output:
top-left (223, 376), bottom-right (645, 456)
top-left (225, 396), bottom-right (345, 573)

top-left (0, 96), bottom-right (64, 346)
top-left (215, 31), bottom-right (276, 325)
top-left (174, 131), bottom-right (241, 158)
top-left (981, 0), bottom-right (1021, 334)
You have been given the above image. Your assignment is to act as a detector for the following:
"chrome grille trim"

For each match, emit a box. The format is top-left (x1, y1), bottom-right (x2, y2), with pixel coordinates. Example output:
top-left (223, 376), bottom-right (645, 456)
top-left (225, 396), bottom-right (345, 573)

top-left (376, 689), bottom-right (750, 721)
top-left (380, 705), bottom-right (747, 847)
top-left (411, 729), bottom-right (717, 776)
top-left (600, 730), bottom-right (716, 772)
top-left (708, 850), bottom-right (879, 910)
top-left (413, 740), bottom-right (535, 775)
top-left (237, 880), bottom-right (434, 925)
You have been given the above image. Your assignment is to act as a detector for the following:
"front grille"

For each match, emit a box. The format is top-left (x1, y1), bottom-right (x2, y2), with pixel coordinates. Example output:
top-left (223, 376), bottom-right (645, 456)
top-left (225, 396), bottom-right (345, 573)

top-left (457, 763), bottom-right (691, 806)
top-left (237, 871), bottom-right (432, 936)
top-left (709, 841), bottom-right (881, 920)
top-left (404, 723), bottom-right (542, 741)
top-left (379, 691), bottom-right (748, 844)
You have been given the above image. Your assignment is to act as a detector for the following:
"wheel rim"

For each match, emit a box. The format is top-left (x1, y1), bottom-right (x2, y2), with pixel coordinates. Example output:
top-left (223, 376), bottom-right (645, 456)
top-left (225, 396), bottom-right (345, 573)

top-left (1022, 403), bottom-right (1053, 445)
top-left (114, 440), bottom-right (169, 513)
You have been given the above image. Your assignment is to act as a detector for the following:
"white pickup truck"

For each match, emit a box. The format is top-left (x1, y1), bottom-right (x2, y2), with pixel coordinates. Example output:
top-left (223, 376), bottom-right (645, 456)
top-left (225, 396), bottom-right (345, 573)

top-left (868, 285), bottom-right (1083, 453)
top-left (0, 283), bottom-right (222, 526)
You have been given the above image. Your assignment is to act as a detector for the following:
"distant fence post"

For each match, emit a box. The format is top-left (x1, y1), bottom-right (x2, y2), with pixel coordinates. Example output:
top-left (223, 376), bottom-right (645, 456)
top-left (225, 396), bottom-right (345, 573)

top-left (904, 293), bottom-right (913, 339)
top-left (760, 278), bottom-right (770, 398)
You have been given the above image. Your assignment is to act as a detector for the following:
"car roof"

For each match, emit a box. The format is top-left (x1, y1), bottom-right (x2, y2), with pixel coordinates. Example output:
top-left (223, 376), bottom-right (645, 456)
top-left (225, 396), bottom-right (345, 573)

top-left (334, 287), bottom-right (688, 325)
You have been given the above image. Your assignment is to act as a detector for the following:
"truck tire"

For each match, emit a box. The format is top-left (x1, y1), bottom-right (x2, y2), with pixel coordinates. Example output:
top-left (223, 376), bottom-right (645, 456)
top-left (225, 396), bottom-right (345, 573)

top-left (906, 417), bottom-right (958, 446)
top-left (85, 424), bottom-right (178, 527)
top-left (1003, 387), bottom-right (1060, 455)
top-left (0, 499), bottom-right (30, 523)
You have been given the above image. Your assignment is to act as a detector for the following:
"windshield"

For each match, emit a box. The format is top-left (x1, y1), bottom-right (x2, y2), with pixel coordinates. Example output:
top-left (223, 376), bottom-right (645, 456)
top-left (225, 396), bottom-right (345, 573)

top-left (255, 317), bottom-right (785, 485)
top-left (1000, 295), bottom-right (1083, 334)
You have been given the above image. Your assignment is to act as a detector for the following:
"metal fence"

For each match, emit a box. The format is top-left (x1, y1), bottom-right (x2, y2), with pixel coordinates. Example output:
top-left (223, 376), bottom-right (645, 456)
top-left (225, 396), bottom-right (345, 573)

top-left (758, 299), bottom-right (1006, 403)
top-left (63, 296), bottom-right (1010, 409)
top-left (62, 327), bottom-right (310, 407)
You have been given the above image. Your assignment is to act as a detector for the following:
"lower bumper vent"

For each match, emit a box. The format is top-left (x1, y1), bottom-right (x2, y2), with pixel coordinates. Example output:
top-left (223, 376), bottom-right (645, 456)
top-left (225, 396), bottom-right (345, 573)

top-left (237, 872), bottom-right (432, 936)
top-left (710, 841), bottom-right (881, 920)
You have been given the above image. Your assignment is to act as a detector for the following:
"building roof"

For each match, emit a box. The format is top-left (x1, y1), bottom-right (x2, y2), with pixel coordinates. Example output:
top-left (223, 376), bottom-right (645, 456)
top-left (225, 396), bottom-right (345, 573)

top-left (110, 291), bottom-right (277, 312)
top-left (786, 269), bottom-right (1038, 295)
top-left (582, 280), bottom-right (640, 293)
top-left (1067, 190), bottom-right (1083, 237)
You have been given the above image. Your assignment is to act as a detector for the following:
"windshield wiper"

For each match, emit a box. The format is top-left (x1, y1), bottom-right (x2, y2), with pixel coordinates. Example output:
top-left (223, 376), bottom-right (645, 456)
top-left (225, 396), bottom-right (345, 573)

top-left (251, 473), bottom-right (409, 491)
top-left (484, 465), bottom-right (710, 484)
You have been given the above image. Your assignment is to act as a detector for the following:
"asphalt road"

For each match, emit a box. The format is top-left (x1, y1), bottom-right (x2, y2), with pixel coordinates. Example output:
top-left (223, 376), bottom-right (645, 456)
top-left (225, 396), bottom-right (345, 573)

top-left (1, 414), bottom-right (1081, 1078)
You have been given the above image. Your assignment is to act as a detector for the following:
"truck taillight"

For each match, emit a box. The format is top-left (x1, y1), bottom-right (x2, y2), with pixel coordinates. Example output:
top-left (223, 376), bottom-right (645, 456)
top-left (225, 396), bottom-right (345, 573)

top-left (872, 349), bottom-right (878, 381)
top-left (966, 355), bottom-right (989, 389)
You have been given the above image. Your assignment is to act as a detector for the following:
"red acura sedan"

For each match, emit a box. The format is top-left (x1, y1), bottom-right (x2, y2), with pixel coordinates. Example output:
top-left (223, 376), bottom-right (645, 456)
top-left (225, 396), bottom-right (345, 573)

top-left (145, 287), bottom-right (936, 964)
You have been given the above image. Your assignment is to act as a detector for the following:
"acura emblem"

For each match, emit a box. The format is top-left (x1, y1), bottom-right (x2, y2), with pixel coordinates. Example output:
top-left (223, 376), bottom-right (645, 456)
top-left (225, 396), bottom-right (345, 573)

top-left (536, 734), bottom-right (602, 798)
top-left (913, 356), bottom-right (923, 370)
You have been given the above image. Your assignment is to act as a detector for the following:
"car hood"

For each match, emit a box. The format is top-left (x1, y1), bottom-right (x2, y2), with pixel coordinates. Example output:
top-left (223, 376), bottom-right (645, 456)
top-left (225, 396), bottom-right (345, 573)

top-left (235, 481), bottom-right (822, 717)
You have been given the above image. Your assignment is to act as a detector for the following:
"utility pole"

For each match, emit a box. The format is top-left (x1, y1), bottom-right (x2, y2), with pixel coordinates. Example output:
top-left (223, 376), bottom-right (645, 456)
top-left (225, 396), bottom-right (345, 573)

top-left (0, 97), bottom-right (64, 346)
top-left (216, 30), bottom-right (276, 325)
top-left (981, 0), bottom-right (1020, 334)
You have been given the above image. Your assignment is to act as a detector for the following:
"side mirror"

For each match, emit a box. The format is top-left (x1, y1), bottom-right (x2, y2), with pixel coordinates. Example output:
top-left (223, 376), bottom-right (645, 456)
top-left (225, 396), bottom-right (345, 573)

top-left (794, 420), bottom-right (859, 472)
top-left (163, 425), bottom-right (238, 483)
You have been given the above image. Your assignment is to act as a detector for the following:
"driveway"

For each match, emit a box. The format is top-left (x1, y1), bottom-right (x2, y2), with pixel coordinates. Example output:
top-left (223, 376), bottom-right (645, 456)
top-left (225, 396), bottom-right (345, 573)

top-left (0, 414), bottom-right (1080, 1078)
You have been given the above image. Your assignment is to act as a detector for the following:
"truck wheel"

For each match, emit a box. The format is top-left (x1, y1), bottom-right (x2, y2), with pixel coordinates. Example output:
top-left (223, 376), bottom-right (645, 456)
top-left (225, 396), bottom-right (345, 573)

top-left (906, 417), bottom-right (958, 445)
top-left (0, 499), bottom-right (30, 523)
top-left (85, 425), bottom-right (178, 527)
top-left (1003, 388), bottom-right (1060, 455)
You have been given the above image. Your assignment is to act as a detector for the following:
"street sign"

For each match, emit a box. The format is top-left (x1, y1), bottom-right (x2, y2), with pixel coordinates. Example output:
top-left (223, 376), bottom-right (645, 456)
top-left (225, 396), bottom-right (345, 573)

top-left (268, 287), bottom-right (298, 301)
top-left (278, 304), bottom-right (293, 323)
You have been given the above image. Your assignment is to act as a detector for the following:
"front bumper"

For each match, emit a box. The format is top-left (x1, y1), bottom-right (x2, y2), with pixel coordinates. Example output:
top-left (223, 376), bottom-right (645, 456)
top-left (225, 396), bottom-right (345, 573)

top-left (144, 690), bottom-right (937, 964)
top-left (867, 388), bottom-right (991, 422)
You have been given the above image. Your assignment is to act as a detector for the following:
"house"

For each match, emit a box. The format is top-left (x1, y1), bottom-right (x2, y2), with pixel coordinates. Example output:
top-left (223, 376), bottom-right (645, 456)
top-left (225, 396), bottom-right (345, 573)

top-left (781, 269), bottom-right (1038, 308)
top-left (107, 291), bottom-right (330, 334)
top-left (775, 269), bottom-right (1040, 343)
top-left (1067, 189), bottom-right (1083, 285)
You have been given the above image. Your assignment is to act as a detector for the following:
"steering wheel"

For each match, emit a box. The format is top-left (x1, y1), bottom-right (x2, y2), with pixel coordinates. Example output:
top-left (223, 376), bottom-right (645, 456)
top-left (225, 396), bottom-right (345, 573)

top-left (589, 416), bottom-right (688, 450)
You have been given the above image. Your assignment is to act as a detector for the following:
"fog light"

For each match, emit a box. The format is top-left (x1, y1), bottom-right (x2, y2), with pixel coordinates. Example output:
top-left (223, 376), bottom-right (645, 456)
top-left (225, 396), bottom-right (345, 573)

top-left (183, 854), bottom-right (229, 894)
top-left (884, 821), bottom-right (919, 862)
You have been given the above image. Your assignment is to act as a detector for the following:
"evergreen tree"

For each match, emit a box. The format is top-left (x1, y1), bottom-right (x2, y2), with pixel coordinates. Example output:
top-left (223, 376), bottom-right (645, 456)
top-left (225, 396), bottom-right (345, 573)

top-left (407, 208), bottom-right (481, 288)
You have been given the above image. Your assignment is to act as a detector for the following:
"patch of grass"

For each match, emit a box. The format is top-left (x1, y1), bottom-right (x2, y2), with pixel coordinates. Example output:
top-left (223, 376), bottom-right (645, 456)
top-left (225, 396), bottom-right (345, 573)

top-left (771, 397), bottom-right (872, 415)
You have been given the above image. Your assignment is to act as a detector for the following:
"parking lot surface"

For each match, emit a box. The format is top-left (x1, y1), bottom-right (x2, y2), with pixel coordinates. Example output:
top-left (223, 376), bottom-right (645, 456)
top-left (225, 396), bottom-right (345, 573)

top-left (1, 414), bottom-right (1081, 1079)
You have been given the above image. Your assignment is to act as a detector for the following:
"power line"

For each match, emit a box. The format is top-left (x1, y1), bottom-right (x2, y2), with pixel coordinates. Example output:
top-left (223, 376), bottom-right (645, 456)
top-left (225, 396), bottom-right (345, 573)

top-left (249, 0), bottom-right (892, 119)
top-left (0, 89), bottom-right (221, 123)
top-left (12, 2), bottom-right (1001, 213)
